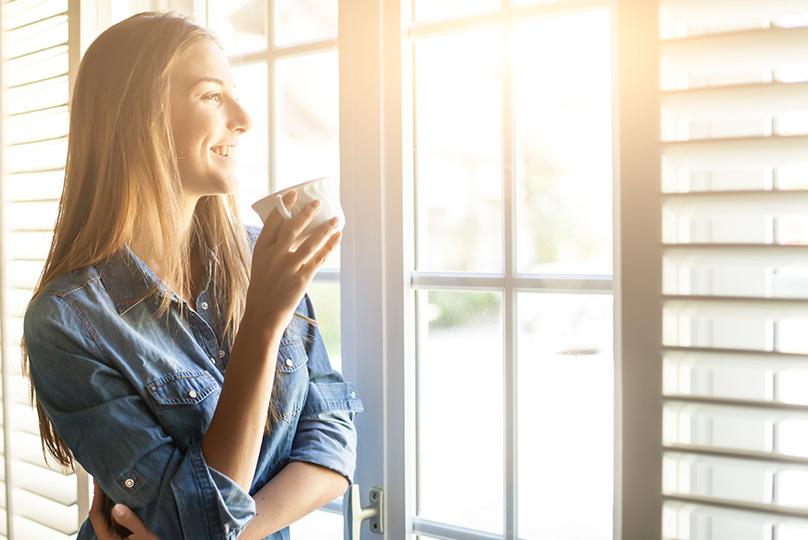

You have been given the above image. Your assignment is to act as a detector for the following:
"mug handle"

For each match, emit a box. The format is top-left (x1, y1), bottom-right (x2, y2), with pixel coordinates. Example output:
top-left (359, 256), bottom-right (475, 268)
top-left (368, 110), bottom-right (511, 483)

top-left (272, 193), bottom-right (293, 220)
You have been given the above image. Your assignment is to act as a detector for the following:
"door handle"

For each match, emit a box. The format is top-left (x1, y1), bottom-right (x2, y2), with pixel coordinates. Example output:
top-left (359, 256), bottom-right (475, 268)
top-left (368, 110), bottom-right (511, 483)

top-left (344, 484), bottom-right (383, 539)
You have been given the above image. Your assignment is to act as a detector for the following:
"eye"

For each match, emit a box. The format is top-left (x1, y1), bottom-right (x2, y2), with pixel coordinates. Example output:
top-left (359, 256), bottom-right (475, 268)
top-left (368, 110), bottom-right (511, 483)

top-left (201, 92), bottom-right (222, 103)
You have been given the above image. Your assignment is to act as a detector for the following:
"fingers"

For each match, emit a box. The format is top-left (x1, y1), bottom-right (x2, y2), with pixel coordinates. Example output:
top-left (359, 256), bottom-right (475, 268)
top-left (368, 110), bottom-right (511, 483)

top-left (272, 199), bottom-right (323, 250)
top-left (300, 230), bottom-right (342, 275)
top-left (291, 216), bottom-right (342, 266)
top-left (255, 191), bottom-right (298, 248)
top-left (111, 504), bottom-right (161, 540)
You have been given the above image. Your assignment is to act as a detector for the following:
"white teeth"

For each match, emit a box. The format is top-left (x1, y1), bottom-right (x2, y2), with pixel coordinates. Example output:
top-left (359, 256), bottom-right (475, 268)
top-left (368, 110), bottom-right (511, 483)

top-left (211, 146), bottom-right (234, 157)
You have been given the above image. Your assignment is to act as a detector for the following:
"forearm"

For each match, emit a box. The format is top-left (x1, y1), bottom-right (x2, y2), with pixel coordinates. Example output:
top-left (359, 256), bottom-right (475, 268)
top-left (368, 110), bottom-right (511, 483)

top-left (237, 461), bottom-right (349, 540)
top-left (202, 310), bottom-right (284, 491)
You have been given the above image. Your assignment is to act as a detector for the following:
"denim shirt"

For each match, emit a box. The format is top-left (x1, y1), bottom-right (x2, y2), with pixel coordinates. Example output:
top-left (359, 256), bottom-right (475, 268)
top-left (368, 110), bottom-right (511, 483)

top-left (24, 228), bottom-right (363, 540)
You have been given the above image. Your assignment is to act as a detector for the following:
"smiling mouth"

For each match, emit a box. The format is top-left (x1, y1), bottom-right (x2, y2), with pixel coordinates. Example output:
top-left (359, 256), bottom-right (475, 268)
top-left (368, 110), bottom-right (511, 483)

top-left (210, 145), bottom-right (235, 158)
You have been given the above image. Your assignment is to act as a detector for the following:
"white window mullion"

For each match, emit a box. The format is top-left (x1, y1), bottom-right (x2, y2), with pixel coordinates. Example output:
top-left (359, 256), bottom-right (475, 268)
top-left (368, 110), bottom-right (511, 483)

top-left (501, 9), bottom-right (518, 539)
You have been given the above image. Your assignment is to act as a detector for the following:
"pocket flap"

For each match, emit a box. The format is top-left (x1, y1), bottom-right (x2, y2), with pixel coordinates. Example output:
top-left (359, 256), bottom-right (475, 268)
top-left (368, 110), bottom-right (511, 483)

top-left (146, 371), bottom-right (219, 406)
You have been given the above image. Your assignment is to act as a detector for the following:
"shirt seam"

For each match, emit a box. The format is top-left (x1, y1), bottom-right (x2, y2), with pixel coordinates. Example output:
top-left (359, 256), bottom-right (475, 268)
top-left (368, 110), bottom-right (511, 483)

top-left (43, 278), bottom-right (108, 360)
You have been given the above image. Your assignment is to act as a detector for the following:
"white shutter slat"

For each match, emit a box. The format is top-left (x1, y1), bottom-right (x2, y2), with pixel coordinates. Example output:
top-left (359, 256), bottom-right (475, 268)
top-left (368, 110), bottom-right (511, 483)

top-left (661, 82), bottom-right (808, 120)
top-left (5, 170), bottom-right (64, 203)
top-left (661, 136), bottom-right (808, 167)
top-left (664, 395), bottom-right (808, 417)
top-left (13, 515), bottom-right (73, 540)
top-left (663, 494), bottom-right (808, 521)
top-left (659, 0), bottom-right (808, 22)
top-left (662, 190), bottom-right (808, 215)
top-left (13, 462), bottom-right (75, 507)
top-left (663, 244), bottom-right (808, 266)
top-left (664, 346), bottom-right (808, 371)
top-left (663, 295), bottom-right (808, 318)
top-left (660, 26), bottom-right (808, 71)
top-left (664, 444), bottom-right (808, 468)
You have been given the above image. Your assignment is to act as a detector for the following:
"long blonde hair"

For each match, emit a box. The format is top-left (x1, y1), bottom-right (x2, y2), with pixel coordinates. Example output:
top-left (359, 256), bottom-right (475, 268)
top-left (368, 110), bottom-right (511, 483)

top-left (23, 12), bottom-right (254, 468)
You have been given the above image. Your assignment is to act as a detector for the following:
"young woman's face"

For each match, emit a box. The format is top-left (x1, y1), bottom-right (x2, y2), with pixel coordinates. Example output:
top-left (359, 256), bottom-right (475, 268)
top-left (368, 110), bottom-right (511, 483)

top-left (170, 40), bottom-right (252, 200)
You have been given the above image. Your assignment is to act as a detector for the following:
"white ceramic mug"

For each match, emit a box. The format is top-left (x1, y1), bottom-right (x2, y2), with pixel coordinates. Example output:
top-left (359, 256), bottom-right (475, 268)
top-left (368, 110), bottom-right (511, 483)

top-left (252, 176), bottom-right (345, 243)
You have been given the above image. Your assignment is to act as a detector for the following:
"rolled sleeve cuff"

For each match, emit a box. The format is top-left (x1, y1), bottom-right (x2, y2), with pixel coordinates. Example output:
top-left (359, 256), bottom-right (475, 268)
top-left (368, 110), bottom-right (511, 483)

top-left (171, 443), bottom-right (256, 540)
top-left (289, 382), bottom-right (363, 482)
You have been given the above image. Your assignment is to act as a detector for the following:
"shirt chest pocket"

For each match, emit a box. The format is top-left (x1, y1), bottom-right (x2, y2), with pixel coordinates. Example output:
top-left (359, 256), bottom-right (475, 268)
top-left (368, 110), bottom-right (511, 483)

top-left (146, 371), bottom-right (220, 450)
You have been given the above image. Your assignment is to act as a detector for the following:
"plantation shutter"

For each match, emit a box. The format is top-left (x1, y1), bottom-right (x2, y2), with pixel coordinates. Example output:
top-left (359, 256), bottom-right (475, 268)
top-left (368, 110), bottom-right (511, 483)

top-left (0, 0), bottom-right (87, 538)
top-left (658, 1), bottom-right (808, 539)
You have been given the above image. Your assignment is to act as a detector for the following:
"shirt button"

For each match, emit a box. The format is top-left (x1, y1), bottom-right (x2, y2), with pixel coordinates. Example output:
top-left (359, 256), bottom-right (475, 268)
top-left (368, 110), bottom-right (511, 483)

top-left (188, 390), bottom-right (198, 399)
top-left (201, 301), bottom-right (209, 310)
top-left (285, 358), bottom-right (294, 367)
top-left (124, 478), bottom-right (135, 488)
top-left (218, 349), bottom-right (225, 359)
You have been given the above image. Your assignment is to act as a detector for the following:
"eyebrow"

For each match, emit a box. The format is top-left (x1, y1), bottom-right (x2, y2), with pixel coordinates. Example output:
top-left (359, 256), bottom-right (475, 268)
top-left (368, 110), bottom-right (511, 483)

top-left (194, 76), bottom-right (226, 87)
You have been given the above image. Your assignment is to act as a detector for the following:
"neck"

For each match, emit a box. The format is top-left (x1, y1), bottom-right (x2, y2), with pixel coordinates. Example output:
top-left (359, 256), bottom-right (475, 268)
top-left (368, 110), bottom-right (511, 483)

top-left (130, 194), bottom-right (201, 301)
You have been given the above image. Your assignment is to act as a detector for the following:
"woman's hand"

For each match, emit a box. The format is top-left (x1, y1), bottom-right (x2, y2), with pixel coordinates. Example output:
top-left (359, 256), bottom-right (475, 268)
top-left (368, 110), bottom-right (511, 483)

top-left (246, 190), bottom-right (342, 331)
top-left (89, 481), bottom-right (161, 540)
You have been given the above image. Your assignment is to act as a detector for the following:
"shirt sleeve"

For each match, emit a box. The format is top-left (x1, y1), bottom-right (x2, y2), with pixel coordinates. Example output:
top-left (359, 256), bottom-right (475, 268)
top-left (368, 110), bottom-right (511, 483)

top-left (24, 293), bottom-right (255, 540)
top-left (288, 295), bottom-right (364, 482)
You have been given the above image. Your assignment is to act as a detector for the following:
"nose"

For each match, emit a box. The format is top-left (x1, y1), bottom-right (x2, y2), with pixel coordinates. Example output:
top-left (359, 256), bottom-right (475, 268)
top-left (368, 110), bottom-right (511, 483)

top-left (228, 98), bottom-right (253, 134)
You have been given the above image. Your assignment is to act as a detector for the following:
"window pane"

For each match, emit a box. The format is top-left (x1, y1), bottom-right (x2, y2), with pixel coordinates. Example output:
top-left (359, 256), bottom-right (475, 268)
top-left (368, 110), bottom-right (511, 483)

top-left (289, 508), bottom-right (343, 539)
top-left (275, 51), bottom-right (339, 189)
top-left (412, 0), bottom-right (498, 23)
top-left (414, 29), bottom-right (502, 272)
top-left (274, 0), bottom-right (337, 46)
top-left (518, 293), bottom-right (613, 540)
top-left (233, 63), bottom-right (270, 228)
top-left (416, 290), bottom-right (503, 534)
top-left (208, 0), bottom-right (267, 54)
top-left (307, 282), bottom-right (342, 372)
top-left (515, 11), bottom-right (612, 274)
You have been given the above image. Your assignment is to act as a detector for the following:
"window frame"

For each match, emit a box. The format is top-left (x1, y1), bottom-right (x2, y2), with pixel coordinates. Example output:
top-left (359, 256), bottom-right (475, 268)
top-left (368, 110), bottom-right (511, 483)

top-left (342, 1), bottom-right (619, 539)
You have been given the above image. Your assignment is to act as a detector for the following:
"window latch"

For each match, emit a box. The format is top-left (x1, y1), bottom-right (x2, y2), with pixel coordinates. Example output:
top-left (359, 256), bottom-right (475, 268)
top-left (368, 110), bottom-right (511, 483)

top-left (344, 484), bottom-right (384, 539)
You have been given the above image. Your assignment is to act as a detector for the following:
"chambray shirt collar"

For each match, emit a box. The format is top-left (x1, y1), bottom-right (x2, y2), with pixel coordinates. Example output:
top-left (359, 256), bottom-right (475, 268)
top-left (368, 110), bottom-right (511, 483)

top-left (96, 246), bottom-right (214, 315)
top-left (96, 246), bottom-right (160, 315)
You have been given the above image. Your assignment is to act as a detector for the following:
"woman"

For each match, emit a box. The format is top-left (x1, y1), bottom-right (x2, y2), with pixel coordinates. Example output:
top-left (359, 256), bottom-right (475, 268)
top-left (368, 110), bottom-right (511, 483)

top-left (23, 12), bottom-right (361, 540)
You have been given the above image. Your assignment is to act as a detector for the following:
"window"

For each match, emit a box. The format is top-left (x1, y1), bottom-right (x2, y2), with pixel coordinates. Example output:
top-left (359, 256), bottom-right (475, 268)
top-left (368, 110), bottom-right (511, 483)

top-left (407, 2), bottom-right (613, 538)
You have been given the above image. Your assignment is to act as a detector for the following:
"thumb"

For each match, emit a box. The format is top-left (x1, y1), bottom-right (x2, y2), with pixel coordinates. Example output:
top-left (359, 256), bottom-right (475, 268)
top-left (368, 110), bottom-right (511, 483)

top-left (111, 504), bottom-right (138, 533)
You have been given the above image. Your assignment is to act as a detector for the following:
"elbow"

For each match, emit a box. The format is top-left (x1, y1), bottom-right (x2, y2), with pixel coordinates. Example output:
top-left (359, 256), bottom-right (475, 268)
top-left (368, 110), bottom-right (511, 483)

top-left (330, 474), bottom-right (350, 501)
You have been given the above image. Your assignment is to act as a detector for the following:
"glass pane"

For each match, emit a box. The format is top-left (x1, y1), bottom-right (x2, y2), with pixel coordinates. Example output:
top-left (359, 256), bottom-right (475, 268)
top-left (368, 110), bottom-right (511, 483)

top-left (518, 293), bottom-right (613, 540)
top-left (414, 29), bottom-right (502, 272)
top-left (208, 0), bottom-right (268, 54)
top-left (306, 282), bottom-right (341, 372)
top-left (416, 290), bottom-right (503, 533)
top-left (275, 51), bottom-right (339, 189)
top-left (289, 508), bottom-right (343, 539)
top-left (515, 11), bottom-right (612, 274)
top-left (233, 63), bottom-right (270, 228)
top-left (274, 0), bottom-right (337, 46)
top-left (412, 0), bottom-right (499, 23)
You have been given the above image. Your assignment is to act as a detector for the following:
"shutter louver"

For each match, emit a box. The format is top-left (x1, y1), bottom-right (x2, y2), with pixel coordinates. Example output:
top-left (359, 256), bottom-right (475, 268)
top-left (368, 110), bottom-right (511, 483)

top-left (659, 1), bottom-right (808, 539)
top-left (1, 0), bottom-right (79, 539)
